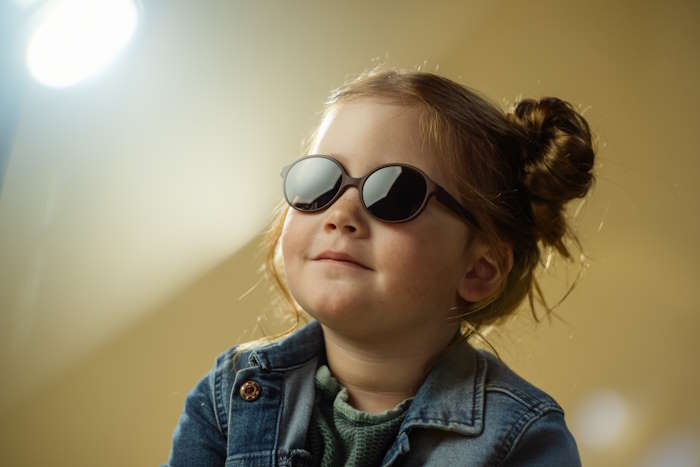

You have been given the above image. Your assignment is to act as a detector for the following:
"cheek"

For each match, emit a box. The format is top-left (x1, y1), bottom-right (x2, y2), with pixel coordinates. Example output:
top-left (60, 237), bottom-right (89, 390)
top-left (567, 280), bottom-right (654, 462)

top-left (280, 214), bottom-right (305, 305)
top-left (281, 211), bottom-right (306, 264)
top-left (379, 227), bottom-right (465, 301)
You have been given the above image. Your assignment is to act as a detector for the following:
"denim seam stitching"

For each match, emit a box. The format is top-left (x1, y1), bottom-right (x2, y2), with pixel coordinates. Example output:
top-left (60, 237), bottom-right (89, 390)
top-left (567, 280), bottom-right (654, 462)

top-left (494, 409), bottom-right (539, 466)
top-left (272, 374), bottom-right (285, 467)
top-left (473, 351), bottom-right (486, 426)
top-left (214, 355), bottom-right (228, 433)
top-left (266, 354), bottom-right (320, 372)
top-left (496, 409), bottom-right (564, 466)
top-left (486, 385), bottom-right (562, 413)
top-left (209, 361), bottom-right (224, 435)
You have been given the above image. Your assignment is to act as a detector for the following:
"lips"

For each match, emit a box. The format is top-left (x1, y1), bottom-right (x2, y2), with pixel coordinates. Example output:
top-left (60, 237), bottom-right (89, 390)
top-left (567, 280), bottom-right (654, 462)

top-left (313, 250), bottom-right (371, 270)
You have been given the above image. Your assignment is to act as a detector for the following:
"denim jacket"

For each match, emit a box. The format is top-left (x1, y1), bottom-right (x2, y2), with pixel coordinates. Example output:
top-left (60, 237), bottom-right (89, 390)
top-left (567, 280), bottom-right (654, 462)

top-left (163, 320), bottom-right (581, 466)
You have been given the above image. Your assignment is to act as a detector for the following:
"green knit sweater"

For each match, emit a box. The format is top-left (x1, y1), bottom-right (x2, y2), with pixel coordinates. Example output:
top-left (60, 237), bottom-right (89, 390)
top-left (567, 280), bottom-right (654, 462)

top-left (305, 365), bottom-right (413, 467)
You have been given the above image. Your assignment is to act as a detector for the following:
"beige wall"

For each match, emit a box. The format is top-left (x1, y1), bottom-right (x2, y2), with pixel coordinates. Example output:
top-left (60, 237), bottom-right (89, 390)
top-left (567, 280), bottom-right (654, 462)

top-left (1, 0), bottom-right (699, 466)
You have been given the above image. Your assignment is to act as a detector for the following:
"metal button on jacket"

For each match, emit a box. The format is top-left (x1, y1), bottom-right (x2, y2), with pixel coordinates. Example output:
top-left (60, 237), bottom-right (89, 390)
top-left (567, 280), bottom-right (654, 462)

top-left (239, 380), bottom-right (262, 401)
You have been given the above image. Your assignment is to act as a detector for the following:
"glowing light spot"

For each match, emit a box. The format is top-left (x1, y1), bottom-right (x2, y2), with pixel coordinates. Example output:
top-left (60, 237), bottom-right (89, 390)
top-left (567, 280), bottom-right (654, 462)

top-left (572, 389), bottom-right (630, 449)
top-left (26, 0), bottom-right (139, 88)
top-left (638, 432), bottom-right (700, 467)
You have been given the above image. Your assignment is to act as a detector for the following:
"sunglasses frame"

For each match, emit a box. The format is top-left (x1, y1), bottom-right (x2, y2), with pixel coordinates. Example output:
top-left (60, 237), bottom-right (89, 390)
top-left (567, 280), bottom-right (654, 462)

top-left (281, 155), bottom-right (480, 228)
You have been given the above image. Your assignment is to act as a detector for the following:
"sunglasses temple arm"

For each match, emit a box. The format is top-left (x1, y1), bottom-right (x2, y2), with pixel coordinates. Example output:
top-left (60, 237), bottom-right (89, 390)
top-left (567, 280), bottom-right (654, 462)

top-left (434, 187), bottom-right (480, 229)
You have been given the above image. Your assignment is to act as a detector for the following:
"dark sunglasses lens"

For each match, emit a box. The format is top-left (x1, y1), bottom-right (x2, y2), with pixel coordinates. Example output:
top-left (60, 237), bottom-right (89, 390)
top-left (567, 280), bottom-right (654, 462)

top-left (363, 166), bottom-right (427, 221)
top-left (284, 157), bottom-right (342, 211)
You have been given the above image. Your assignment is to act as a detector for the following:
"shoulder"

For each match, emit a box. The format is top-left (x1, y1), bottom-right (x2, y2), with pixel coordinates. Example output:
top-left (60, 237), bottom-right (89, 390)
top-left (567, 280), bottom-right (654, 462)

top-left (478, 349), bottom-right (563, 413)
top-left (476, 349), bottom-right (581, 466)
top-left (163, 344), bottom-right (244, 466)
top-left (398, 341), bottom-right (580, 466)
top-left (211, 342), bottom-right (240, 383)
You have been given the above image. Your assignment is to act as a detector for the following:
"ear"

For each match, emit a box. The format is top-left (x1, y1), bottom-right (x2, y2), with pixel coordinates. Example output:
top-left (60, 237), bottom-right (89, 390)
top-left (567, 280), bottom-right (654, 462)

top-left (457, 240), bottom-right (513, 303)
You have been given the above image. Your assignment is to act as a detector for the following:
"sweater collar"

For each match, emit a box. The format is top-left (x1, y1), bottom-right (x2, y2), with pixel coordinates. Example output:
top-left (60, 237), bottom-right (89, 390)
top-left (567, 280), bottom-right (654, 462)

top-left (247, 319), bottom-right (486, 436)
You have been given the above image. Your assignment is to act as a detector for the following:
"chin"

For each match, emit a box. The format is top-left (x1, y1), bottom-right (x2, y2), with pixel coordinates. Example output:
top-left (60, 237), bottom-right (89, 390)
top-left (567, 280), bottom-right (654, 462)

top-left (303, 301), bottom-right (373, 333)
top-left (295, 282), bottom-right (366, 313)
top-left (305, 299), bottom-right (363, 322)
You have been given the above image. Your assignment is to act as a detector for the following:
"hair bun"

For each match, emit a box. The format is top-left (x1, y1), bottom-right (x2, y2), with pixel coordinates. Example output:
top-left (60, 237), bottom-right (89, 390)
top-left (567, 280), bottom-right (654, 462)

top-left (507, 97), bottom-right (596, 255)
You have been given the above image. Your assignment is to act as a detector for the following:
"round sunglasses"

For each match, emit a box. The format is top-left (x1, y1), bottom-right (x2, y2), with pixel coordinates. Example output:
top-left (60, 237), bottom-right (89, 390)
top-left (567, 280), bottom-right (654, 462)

top-left (280, 155), bottom-right (479, 226)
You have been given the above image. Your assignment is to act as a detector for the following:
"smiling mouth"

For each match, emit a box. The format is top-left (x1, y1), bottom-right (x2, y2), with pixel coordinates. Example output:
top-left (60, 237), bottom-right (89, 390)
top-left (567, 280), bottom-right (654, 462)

top-left (314, 258), bottom-right (371, 270)
top-left (313, 250), bottom-right (372, 270)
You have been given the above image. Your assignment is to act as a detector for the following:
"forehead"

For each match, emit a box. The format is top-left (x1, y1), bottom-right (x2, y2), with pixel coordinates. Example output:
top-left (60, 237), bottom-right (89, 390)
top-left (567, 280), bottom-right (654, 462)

top-left (312, 98), bottom-right (442, 179)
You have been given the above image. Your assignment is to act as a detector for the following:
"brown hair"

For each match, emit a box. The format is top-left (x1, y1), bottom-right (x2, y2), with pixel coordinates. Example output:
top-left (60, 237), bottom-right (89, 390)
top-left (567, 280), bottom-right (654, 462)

top-left (249, 67), bottom-right (595, 358)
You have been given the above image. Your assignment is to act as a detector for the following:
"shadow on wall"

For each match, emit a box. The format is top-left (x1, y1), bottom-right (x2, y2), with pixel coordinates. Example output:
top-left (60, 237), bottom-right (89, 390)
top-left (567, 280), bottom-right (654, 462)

top-left (0, 233), bottom-right (283, 467)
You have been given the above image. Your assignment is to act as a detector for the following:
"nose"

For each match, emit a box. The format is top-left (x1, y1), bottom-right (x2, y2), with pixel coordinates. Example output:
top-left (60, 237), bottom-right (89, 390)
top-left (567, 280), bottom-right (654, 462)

top-left (323, 187), bottom-right (369, 236)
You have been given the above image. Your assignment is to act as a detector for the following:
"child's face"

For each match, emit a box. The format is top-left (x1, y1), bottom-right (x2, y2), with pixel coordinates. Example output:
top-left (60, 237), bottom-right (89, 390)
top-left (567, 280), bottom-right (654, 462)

top-left (281, 98), bottom-right (478, 342)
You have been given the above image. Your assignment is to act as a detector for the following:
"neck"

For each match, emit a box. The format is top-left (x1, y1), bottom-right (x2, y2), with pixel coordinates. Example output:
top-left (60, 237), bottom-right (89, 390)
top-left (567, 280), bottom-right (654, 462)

top-left (320, 323), bottom-right (460, 413)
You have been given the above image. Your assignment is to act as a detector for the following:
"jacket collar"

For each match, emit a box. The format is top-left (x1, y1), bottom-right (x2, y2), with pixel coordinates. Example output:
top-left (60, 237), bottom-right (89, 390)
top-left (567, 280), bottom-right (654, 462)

top-left (247, 319), bottom-right (325, 371)
top-left (247, 319), bottom-right (486, 436)
top-left (399, 331), bottom-right (486, 436)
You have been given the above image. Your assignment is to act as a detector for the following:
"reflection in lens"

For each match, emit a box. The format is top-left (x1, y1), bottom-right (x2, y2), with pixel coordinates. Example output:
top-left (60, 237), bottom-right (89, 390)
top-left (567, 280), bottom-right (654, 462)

top-left (285, 158), bottom-right (342, 211)
top-left (364, 166), bottom-right (426, 221)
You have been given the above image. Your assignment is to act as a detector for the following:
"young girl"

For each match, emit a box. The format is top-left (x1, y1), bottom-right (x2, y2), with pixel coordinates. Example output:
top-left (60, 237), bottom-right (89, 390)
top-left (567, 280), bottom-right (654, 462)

top-left (163, 68), bottom-right (595, 466)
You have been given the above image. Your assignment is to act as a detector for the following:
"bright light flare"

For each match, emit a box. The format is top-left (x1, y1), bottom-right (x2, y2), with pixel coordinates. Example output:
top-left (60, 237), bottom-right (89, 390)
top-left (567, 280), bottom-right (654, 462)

top-left (638, 432), bottom-right (700, 467)
top-left (572, 389), bottom-right (631, 449)
top-left (26, 0), bottom-right (139, 88)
